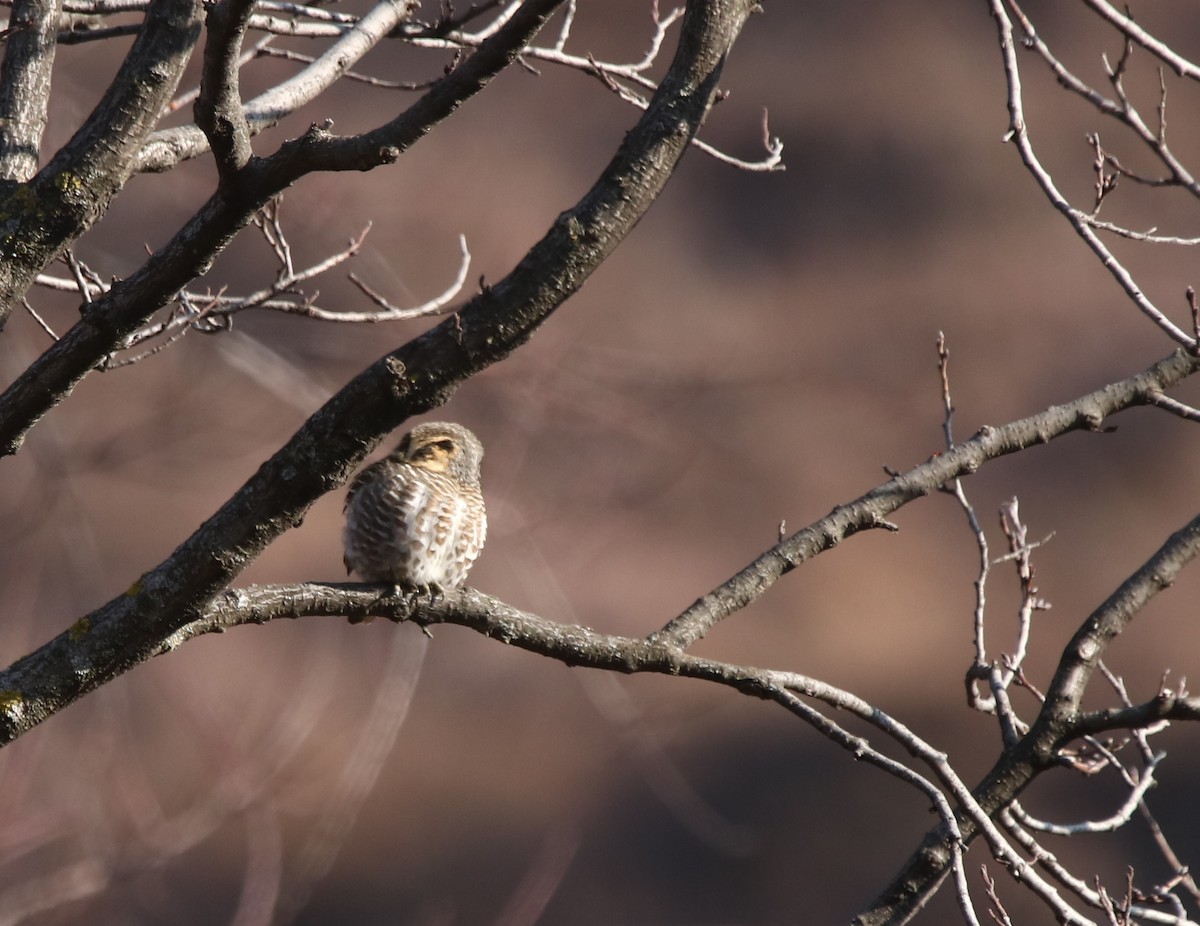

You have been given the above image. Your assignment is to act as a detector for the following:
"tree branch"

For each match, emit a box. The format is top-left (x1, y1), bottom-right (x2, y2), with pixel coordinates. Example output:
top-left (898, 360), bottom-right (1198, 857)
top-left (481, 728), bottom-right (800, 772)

top-left (990, 0), bottom-right (1196, 348)
top-left (652, 348), bottom-right (1200, 651)
top-left (1040, 512), bottom-right (1200, 732)
top-left (135, 0), bottom-right (420, 173)
top-left (854, 507), bottom-right (1200, 926)
top-left (0, 0), bottom-right (565, 456)
top-left (1078, 0), bottom-right (1200, 82)
top-left (0, 0), bottom-right (202, 327)
top-left (193, 0), bottom-right (260, 176)
top-left (0, 0), bottom-right (761, 744)
top-left (0, 0), bottom-right (61, 181)
top-left (1077, 696), bottom-right (1200, 733)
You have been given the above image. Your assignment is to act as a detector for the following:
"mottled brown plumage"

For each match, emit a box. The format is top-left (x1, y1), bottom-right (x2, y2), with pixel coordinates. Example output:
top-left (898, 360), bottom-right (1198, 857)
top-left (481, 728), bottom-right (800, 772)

top-left (343, 423), bottom-right (486, 614)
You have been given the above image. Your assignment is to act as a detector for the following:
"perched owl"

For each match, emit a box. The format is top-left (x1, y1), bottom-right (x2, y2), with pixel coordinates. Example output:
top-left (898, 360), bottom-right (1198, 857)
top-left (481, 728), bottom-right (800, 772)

top-left (343, 422), bottom-right (487, 618)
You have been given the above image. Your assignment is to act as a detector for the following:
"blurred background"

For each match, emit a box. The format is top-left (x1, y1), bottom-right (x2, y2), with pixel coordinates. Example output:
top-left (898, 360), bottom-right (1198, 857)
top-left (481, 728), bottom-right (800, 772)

top-left (2, 1), bottom-right (1200, 923)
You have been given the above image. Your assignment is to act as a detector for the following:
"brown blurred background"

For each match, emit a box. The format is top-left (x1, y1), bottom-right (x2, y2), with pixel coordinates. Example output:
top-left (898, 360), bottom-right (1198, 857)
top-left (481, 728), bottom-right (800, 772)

top-left (3, 2), bottom-right (1200, 923)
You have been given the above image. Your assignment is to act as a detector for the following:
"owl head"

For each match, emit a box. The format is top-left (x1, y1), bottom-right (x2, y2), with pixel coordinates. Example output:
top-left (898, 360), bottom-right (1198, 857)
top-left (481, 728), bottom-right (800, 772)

top-left (391, 421), bottom-right (484, 484)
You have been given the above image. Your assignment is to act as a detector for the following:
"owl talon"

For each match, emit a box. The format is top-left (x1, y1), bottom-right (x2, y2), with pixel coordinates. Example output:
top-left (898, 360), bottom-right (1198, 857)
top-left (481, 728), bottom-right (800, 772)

top-left (396, 582), bottom-right (443, 609)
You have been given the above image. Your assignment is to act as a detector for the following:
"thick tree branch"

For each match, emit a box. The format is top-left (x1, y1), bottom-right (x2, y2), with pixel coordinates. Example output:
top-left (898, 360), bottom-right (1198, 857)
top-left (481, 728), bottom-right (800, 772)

top-left (0, 0), bottom-right (760, 744)
top-left (1077, 696), bottom-right (1200, 734)
top-left (854, 508), bottom-right (1200, 926)
top-left (1040, 513), bottom-right (1200, 731)
top-left (193, 0), bottom-right (261, 176)
top-left (0, 0), bottom-right (61, 181)
top-left (0, 0), bottom-right (564, 457)
top-left (0, 0), bottom-right (202, 327)
top-left (138, 580), bottom-right (1184, 924)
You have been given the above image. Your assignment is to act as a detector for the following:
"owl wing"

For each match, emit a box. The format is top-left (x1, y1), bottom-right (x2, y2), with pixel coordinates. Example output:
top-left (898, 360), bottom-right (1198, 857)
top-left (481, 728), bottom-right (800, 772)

top-left (343, 459), bottom-right (393, 576)
top-left (344, 462), bottom-right (377, 512)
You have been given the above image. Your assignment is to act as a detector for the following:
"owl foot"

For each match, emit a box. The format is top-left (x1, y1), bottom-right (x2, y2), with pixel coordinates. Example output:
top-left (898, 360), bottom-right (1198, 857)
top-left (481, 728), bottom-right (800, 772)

top-left (346, 582), bottom-right (445, 626)
top-left (393, 582), bottom-right (444, 610)
top-left (407, 584), bottom-right (443, 637)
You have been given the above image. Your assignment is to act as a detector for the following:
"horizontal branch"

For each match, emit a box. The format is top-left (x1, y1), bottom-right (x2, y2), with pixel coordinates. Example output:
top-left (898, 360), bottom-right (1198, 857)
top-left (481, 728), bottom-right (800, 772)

top-left (39, 566), bottom-right (1199, 926)
top-left (1077, 691), bottom-right (1200, 733)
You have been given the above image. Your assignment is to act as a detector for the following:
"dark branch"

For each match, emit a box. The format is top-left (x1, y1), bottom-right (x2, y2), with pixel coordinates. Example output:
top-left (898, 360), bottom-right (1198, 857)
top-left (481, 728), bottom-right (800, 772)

top-left (134, 0), bottom-right (417, 173)
top-left (0, 0), bottom-right (761, 745)
top-left (0, 0), bottom-right (202, 327)
top-left (1040, 511), bottom-right (1200, 731)
top-left (0, 0), bottom-right (563, 456)
top-left (1077, 695), bottom-right (1200, 734)
top-left (193, 0), bottom-right (259, 176)
top-left (854, 506), bottom-right (1200, 926)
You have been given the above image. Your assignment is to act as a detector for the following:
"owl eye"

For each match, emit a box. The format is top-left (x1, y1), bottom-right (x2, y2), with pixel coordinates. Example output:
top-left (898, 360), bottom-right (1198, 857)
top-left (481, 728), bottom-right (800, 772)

top-left (412, 439), bottom-right (455, 460)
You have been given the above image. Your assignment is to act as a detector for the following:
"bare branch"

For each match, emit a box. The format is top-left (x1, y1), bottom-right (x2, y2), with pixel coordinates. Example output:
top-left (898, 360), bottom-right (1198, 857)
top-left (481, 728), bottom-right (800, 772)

top-left (1009, 753), bottom-right (1162, 835)
top-left (135, 0), bottom-right (421, 173)
top-left (194, 0), bottom-right (257, 175)
top-left (254, 45), bottom-right (444, 90)
top-left (937, 332), bottom-right (997, 715)
top-left (339, 234), bottom-right (471, 322)
top-left (415, 3), bottom-right (784, 172)
top-left (152, 580), bottom-right (1107, 925)
top-left (1146, 391), bottom-right (1200, 423)
top-left (652, 349), bottom-right (1200, 651)
top-left (857, 504), bottom-right (1200, 926)
top-left (991, 0), bottom-right (1196, 347)
top-left (1078, 0), bottom-right (1200, 82)
top-left (0, 0), bottom-right (568, 456)
top-left (1040, 513), bottom-right (1200, 733)
top-left (20, 298), bottom-right (58, 340)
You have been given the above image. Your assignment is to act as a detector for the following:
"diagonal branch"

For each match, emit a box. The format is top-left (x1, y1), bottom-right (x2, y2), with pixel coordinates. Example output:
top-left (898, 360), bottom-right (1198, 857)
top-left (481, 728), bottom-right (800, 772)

top-left (0, 0), bottom-right (565, 457)
top-left (652, 348), bottom-right (1200, 651)
top-left (0, 0), bottom-right (761, 745)
top-left (990, 0), bottom-right (1195, 348)
top-left (0, 0), bottom-right (202, 327)
top-left (1039, 512), bottom-right (1200, 732)
top-left (1078, 0), bottom-right (1200, 83)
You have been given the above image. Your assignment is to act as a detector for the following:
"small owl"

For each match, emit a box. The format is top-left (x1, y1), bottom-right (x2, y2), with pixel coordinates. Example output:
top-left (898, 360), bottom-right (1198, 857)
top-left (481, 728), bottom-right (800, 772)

top-left (343, 422), bottom-right (487, 617)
